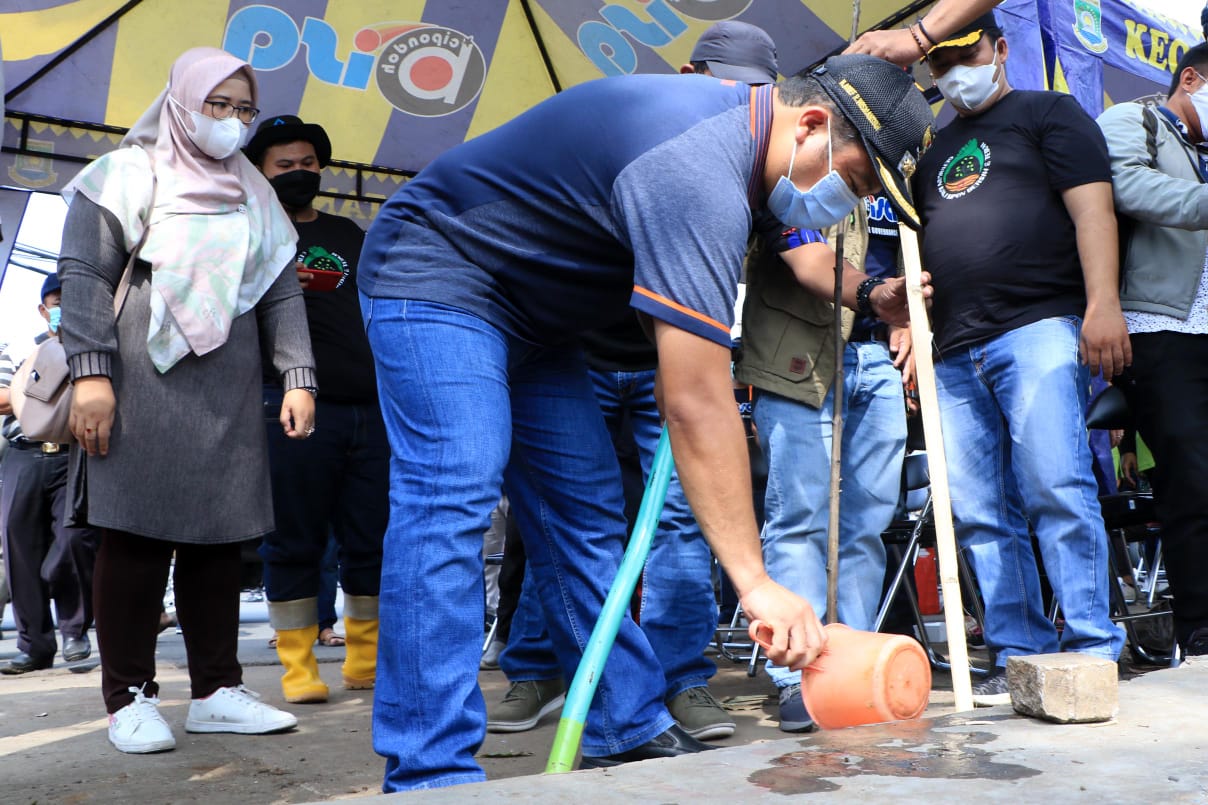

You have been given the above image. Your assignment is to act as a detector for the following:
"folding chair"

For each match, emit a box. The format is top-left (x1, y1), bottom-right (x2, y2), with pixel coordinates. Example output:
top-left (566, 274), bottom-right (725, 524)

top-left (874, 449), bottom-right (989, 675)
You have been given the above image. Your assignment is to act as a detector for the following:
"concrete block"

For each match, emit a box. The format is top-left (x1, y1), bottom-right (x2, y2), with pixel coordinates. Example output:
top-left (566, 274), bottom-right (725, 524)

top-left (1006, 653), bottom-right (1118, 723)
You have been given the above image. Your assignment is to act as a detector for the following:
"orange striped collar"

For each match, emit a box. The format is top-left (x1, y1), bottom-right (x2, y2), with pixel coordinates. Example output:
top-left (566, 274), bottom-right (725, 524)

top-left (747, 84), bottom-right (774, 210)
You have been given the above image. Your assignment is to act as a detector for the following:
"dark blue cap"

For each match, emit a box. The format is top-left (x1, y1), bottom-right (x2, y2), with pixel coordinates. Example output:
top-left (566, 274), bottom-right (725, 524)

top-left (40, 273), bottom-right (60, 302)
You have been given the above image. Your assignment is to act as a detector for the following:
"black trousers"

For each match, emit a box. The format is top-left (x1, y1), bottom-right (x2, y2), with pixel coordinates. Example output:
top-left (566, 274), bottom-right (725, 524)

top-left (95, 530), bottom-right (242, 713)
top-left (1125, 332), bottom-right (1208, 645)
top-left (0, 445), bottom-right (98, 659)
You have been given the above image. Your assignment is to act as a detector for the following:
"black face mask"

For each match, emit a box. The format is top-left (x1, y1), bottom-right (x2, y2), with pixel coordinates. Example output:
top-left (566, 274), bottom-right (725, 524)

top-left (269, 169), bottom-right (321, 209)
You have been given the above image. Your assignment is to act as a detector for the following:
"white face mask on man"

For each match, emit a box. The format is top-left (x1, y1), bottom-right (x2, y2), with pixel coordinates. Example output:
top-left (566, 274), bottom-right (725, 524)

top-left (1189, 71), bottom-right (1208, 142)
top-left (935, 51), bottom-right (1002, 113)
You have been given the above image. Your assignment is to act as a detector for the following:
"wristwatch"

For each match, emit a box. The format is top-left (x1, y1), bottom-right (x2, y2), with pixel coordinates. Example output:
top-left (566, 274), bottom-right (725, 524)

top-left (856, 277), bottom-right (887, 318)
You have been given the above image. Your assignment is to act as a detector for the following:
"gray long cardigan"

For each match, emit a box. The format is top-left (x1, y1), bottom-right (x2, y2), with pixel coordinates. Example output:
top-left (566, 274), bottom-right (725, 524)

top-left (58, 193), bottom-right (316, 544)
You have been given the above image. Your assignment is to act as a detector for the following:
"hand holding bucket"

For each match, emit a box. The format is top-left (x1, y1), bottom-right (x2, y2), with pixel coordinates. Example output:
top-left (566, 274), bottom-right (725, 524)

top-left (750, 620), bottom-right (931, 729)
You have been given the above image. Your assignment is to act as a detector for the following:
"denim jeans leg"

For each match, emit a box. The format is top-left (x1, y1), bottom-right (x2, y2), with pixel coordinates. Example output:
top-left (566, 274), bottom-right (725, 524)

top-left (755, 388), bottom-right (834, 689)
top-left (935, 324), bottom-right (1083, 666)
top-left (330, 401), bottom-right (389, 598)
top-left (498, 572), bottom-right (561, 681)
top-left (591, 369), bottom-right (717, 698)
top-left (505, 350), bottom-right (673, 757)
top-left (362, 297), bottom-right (510, 792)
top-left (981, 318), bottom-right (1124, 661)
top-left (835, 343), bottom-right (906, 631)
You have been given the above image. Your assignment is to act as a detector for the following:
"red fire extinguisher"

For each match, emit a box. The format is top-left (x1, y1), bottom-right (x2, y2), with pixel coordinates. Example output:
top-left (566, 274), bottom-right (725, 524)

top-left (915, 546), bottom-right (941, 615)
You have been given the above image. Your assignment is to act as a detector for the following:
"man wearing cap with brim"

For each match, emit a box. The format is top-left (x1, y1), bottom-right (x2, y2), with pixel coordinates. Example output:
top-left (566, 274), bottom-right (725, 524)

top-left (681, 19), bottom-right (779, 84)
top-left (357, 54), bottom-right (934, 791)
top-left (243, 116), bottom-right (387, 709)
top-left (0, 274), bottom-right (99, 674)
top-left (914, 13), bottom-right (1129, 705)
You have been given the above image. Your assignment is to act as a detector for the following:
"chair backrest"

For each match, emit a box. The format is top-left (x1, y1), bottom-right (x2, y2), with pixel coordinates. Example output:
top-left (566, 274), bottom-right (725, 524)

top-left (902, 451), bottom-right (931, 513)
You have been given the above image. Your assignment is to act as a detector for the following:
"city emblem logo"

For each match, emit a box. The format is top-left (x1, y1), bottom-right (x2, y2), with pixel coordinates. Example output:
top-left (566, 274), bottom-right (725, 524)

top-left (937, 139), bottom-right (992, 200)
top-left (1072, 0), bottom-right (1109, 54)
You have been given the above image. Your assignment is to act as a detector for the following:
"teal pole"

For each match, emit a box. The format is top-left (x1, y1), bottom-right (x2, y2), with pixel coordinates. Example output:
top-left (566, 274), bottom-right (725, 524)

top-left (545, 426), bottom-right (674, 773)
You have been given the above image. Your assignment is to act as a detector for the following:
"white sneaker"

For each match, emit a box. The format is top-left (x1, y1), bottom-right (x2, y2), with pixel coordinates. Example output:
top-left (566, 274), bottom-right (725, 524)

top-left (185, 685), bottom-right (298, 734)
top-left (108, 686), bottom-right (176, 754)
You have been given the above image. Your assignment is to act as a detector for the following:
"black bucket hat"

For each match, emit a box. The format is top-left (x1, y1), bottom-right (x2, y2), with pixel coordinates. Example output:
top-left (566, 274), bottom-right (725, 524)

top-left (243, 114), bottom-right (332, 168)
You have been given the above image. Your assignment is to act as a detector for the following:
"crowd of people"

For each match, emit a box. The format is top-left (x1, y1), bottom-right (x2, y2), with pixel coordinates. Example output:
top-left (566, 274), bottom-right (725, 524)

top-left (0, 0), bottom-right (1206, 795)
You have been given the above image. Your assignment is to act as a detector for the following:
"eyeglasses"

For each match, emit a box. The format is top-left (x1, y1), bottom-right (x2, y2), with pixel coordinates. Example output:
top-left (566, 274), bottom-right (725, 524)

top-left (203, 99), bottom-right (260, 124)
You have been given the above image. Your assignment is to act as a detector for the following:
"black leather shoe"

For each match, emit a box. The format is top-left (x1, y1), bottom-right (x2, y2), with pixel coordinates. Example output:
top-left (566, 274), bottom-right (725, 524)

top-left (1, 652), bottom-right (54, 675)
top-left (579, 724), bottom-right (719, 769)
top-left (63, 635), bottom-right (92, 663)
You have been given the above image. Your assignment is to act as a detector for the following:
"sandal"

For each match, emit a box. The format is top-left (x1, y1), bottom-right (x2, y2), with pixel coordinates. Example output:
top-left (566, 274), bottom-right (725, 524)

top-left (317, 628), bottom-right (345, 647)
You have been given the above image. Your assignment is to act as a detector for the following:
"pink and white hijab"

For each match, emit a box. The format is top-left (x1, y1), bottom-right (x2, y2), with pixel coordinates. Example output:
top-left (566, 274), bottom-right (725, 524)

top-left (64, 47), bottom-right (296, 372)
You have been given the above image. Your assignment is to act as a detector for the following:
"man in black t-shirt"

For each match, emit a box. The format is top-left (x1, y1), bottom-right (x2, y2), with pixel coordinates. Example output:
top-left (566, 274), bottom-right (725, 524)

top-left (245, 116), bottom-right (387, 708)
top-left (915, 13), bottom-right (1129, 704)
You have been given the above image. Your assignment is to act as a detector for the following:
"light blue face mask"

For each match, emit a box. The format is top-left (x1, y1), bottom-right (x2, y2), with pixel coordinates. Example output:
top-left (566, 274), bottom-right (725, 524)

top-left (48, 306), bottom-right (62, 334)
top-left (766, 117), bottom-right (861, 231)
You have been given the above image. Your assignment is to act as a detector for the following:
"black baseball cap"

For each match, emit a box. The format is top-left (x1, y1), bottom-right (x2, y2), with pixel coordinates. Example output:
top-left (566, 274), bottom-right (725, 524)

top-left (690, 20), bottom-right (779, 85)
top-left (930, 13), bottom-right (1003, 52)
top-left (810, 54), bottom-right (936, 229)
top-left (243, 115), bottom-right (333, 168)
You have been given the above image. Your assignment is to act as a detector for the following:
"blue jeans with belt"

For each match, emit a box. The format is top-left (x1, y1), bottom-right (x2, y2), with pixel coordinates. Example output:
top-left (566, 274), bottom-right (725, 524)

top-left (502, 368), bottom-right (718, 698)
top-left (754, 341), bottom-right (906, 689)
top-left (934, 316), bottom-right (1124, 665)
top-left (361, 297), bottom-right (672, 792)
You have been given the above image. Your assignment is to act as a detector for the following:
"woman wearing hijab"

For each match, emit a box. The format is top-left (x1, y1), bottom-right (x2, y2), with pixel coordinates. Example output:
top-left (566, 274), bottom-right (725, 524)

top-left (58, 47), bottom-right (316, 754)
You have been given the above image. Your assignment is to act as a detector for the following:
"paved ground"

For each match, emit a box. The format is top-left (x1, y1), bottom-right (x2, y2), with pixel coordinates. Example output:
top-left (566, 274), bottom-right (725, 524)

top-left (1, 604), bottom-right (1198, 804)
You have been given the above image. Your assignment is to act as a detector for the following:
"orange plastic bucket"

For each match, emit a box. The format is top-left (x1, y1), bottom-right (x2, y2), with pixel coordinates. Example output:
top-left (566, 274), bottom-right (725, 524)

top-left (799, 623), bottom-right (931, 729)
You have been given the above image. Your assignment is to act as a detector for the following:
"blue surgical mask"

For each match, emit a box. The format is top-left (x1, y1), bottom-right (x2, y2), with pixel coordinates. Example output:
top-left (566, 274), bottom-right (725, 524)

top-left (48, 306), bottom-right (62, 334)
top-left (766, 118), bottom-right (861, 231)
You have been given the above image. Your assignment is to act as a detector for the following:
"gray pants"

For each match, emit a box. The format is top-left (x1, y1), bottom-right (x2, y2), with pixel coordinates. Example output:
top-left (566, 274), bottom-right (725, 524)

top-left (0, 444), bottom-right (99, 659)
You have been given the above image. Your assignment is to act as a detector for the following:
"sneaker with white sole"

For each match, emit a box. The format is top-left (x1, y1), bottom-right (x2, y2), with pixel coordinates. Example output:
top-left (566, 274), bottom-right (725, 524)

top-left (185, 685), bottom-right (298, 734)
top-left (667, 686), bottom-right (736, 740)
top-left (971, 668), bottom-right (1011, 707)
top-left (486, 679), bottom-right (565, 733)
top-left (109, 685), bottom-right (176, 754)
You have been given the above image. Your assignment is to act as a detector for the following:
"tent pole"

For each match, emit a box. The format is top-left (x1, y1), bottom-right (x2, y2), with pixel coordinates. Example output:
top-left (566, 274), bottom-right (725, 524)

top-left (5, 0), bottom-right (148, 105)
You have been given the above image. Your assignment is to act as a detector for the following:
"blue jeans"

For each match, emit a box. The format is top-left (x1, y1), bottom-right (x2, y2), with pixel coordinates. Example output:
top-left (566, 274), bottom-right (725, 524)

top-left (755, 342), bottom-right (906, 688)
top-left (361, 298), bottom-right (672, 792)
top-left (934, 316), bottom-right (1125, 665)
top-left (501, 369), bottom-right (717, 698)
top-left (259, 389), bottom-right (388, 601)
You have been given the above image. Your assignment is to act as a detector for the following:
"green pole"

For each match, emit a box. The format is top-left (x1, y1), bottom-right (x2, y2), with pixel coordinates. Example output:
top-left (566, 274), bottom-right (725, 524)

top-left (545, 427), bottom-right (674, 773)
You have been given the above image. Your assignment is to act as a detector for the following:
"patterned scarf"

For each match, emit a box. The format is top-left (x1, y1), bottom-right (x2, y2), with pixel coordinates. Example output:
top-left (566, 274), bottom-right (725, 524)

top-left (63, 47), bottom-right (296, 372)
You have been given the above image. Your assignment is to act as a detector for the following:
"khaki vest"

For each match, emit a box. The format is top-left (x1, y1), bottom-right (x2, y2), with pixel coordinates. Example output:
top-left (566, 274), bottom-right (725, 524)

top-left (734, 210), bottom-right (870, 408)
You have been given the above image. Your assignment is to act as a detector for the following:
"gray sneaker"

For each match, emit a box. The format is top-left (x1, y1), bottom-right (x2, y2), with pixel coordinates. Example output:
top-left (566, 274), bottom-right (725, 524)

top-left (486, 679), bottom-right (565, 733)
top-left (971, 668), bottom-right (1011, 707)
top-left (777, 683), bottom-right (817, 733)
top-left (667, 686), bottom-right (735, 740)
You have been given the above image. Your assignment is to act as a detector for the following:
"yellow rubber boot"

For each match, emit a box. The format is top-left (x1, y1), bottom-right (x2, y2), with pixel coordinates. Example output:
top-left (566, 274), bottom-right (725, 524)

top-left (276, 624), bottom-right (329, 703)
top-left (342, 595), bottom-right (378, 689)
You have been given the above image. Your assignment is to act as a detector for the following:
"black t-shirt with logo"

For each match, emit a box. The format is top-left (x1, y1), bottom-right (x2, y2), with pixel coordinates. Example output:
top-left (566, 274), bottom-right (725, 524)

top-left (270, 211), bottom-right (377, 404)
top-left (913, 90), bottom-right (1112, 353)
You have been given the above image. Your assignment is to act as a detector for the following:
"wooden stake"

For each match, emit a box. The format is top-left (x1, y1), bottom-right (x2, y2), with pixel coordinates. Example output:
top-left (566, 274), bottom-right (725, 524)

top-left (899, 224), bottom-right (974, 713)
top-left (826, 226), bottom-right (846, 624)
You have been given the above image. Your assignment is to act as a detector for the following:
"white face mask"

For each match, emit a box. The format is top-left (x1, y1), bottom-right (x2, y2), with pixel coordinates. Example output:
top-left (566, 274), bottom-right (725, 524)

top-left (170, 96), bottom-right (248, 160)
top-left (1190, 72), bottom-right (1208, 142)
top-left (935, 51), bottom-right (1002, 113)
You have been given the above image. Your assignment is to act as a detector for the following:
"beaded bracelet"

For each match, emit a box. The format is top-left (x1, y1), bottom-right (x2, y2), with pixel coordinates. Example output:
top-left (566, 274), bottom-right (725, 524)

top-left (856, 277), bottom-right (887, 318)
top-left (908, 24), bottom-right (930, 60)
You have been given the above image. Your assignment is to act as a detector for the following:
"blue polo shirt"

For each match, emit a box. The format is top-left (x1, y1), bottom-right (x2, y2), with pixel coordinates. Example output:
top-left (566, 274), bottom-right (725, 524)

top-left (359, 74), bottom-right (773, 348)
